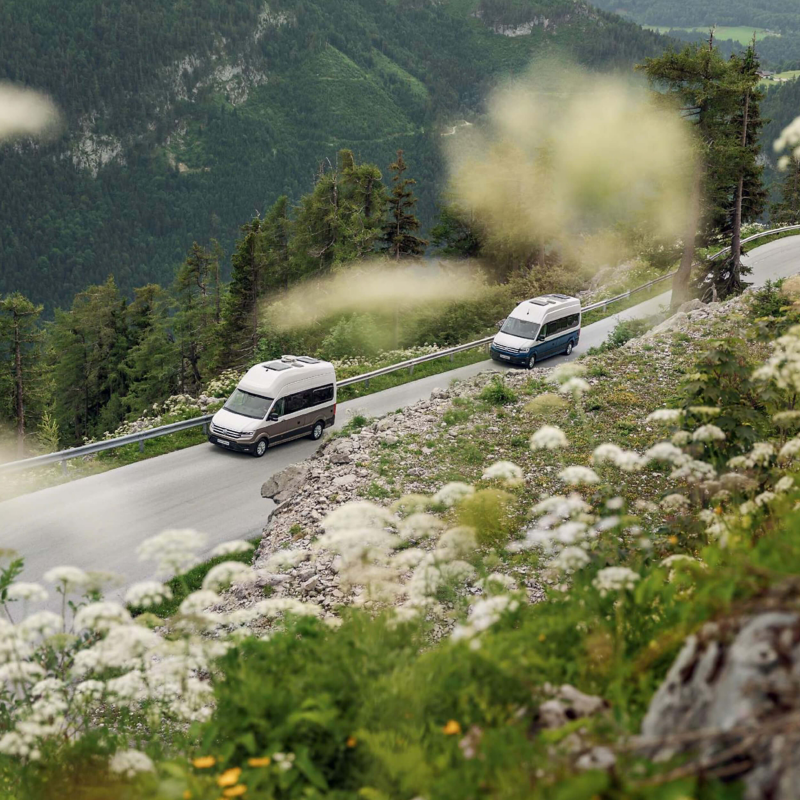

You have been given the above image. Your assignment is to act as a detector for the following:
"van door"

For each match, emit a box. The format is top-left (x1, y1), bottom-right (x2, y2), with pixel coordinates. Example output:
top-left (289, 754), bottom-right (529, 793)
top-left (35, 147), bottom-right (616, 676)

top-left (283, 389), bottom-right (314, 440)
top-left (263, 397), bottom-right (294, 443)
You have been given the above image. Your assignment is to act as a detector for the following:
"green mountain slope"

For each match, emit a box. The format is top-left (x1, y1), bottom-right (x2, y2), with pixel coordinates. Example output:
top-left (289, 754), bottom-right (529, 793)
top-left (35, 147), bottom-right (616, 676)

top-left (0, 0), bottom-right (667, 312)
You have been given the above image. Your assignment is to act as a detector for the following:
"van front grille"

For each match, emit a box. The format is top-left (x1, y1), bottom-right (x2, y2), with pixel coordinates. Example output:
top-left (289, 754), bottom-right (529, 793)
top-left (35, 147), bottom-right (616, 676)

top-left (211, 423), bottom-right (244, 440)
top-left (494, 343), bottom-right (526, 354)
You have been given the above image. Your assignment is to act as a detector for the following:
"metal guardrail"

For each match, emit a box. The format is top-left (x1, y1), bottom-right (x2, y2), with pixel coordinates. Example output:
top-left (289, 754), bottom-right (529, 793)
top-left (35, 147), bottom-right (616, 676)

top-left (3, 225), bottom-right (799, 475)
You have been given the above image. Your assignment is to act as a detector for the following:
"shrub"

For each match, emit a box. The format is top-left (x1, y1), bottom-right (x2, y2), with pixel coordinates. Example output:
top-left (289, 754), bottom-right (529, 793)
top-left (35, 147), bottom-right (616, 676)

top-left (479, 377), bottom-right (518, 406)
top-left (457, 488), bottom-right (517, 547)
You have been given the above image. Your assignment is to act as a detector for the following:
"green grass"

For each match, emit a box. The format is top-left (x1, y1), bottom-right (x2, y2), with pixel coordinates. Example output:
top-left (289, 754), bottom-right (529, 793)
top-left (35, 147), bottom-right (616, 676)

top-left (646, 25), bottom-right (777, 44)
top-left (127, 538), bottom-right (261, 619)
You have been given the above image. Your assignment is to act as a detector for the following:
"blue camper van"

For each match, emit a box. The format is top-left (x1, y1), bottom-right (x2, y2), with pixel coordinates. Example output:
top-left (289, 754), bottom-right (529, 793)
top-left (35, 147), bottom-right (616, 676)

top-left (490, 294), bottom-right (581, 369)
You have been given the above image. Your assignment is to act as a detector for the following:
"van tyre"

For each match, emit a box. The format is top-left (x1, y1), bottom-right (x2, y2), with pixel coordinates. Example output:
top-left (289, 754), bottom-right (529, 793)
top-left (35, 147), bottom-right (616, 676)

top-left (565, 341), bottom-right (574, 356)
top-left (253, 438), bottom-right (268, 458)
top-left (310, 421), bottom-right (324, 441)
top-left (525, 354), bottom-right (535, 370)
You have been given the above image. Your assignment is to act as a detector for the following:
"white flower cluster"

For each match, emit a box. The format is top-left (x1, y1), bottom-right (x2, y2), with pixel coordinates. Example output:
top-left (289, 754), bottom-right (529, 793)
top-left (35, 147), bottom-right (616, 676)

top-left (482, 460), bottom-right (523, 487)
top-left (592, 566), bottom-right (640, 597)
top-left (530, 425), bottom-right (568, 451)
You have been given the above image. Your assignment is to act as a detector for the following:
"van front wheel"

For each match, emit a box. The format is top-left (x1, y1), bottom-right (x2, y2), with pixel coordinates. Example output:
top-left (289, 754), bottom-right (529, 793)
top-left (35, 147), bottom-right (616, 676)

top-left (309, 421), bottom-right (324, 441)
top-left (525, 354), bottom-right (536, 370)
top-left (253, 438), bottom-right (268, 458)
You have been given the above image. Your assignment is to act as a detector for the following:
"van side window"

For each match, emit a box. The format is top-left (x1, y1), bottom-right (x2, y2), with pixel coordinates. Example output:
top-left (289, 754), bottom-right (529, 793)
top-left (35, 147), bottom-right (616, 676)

top-left (270, 398), bottom-right (285, 417)
top-left (285, 391), bottom-right (309, 414)
top-left (312, 384), bottom-right (334, 405)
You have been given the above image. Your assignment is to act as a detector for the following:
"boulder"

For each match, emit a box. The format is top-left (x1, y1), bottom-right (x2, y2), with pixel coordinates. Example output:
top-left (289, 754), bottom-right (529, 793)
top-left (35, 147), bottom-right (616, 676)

top-left (640, 612), bottom-right (800, 800)
top-left (261, 463), bottom-right (310, 503)
top-left (642, 312), bottom-right (689, 339)
top-left (676, 299), bottom-right (705, 314)
top-left (332, 473), bottom-right (357, 488)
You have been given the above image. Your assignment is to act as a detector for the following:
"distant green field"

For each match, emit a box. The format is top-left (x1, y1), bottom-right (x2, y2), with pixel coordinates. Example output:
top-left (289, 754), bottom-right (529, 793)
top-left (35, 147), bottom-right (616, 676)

top-left (646, 25), bottom-right (778, 44)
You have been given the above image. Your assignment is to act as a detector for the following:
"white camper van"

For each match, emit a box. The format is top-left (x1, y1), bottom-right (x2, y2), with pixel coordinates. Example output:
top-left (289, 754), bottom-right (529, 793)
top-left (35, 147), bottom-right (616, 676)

top-left (209, 356), bottom-right (336, 457)
top-left (490, 294), bottom-right (581, 369)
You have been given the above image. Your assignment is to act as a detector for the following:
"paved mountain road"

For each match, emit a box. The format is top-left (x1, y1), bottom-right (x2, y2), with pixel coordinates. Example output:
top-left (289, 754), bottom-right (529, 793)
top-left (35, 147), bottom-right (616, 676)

top-left (1, 237), bottom-right (798, 605)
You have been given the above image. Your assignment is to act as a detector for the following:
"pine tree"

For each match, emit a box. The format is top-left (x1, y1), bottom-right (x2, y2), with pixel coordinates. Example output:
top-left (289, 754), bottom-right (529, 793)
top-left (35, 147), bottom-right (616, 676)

top-left (124, 284), bottom-right (179, 413)
top-left (718, 42), bottom-right (767, 297)
top-left (50, 278), bottom-right (130, 442)
top-left (430, 201), bottom-right (484, 260)
top-left (173, 242), bottom-right (222, 391)
top-left (0, 293), bottom-right (45, 455)
top-left (382, 150), bottom-right (427, 260)
top-left (218, 219), bottom-right (263, 369)
top-left (772, 155), bottom-right (800, 226)
top-left (640, 40), bottom-right (738, 309)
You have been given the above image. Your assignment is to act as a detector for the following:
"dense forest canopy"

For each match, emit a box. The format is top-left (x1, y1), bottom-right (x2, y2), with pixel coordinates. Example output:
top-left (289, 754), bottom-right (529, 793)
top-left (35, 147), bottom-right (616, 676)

top-left (590, 0), bottom-right (800, 31)
top-left (0, 0), bottom-right (668, 313)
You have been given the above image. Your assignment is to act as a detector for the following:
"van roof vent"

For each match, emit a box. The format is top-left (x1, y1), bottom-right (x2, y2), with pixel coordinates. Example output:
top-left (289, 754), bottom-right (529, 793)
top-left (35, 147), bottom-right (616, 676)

top-left (528, 299), bottom-right (548, 306)
top-left (295, 356), bottom-right (320, 364)
top-left (263, 361), bottom-right (292, 371)
top-left (547, 293), bottom-right (572, 300)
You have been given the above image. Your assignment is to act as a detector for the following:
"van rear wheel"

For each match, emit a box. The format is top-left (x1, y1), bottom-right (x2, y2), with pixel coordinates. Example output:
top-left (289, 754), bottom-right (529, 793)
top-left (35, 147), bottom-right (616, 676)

top-left (565, 341), bottom-right (574, 356)
top-left (253, 438), bottom-right (268, 458)
top-left (309, 421), bottom-right (324, 441)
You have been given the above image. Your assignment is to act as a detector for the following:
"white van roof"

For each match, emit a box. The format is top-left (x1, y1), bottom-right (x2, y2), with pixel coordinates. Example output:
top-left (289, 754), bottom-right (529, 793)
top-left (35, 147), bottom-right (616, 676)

top-left (237, 355), bottom-right (336, 397)
top-left (508, 294), bottom-right (581, 324)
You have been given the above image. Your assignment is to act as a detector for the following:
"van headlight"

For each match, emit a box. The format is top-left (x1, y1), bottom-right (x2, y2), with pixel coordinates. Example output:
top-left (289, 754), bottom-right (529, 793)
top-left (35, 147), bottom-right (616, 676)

top-left (238, 431), bottom-right (255, 440)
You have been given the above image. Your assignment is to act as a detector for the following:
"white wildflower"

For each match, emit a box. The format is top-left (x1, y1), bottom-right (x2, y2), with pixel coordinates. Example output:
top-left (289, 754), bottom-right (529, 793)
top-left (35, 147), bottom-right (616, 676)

top-left (671, 431), bottom-right (692, 446)
top-left (124, 581), bottom-right (173, 608)
top-left (109, 749), bottom-right (155, 778)
top-left (554, 521), bottom-right (588, 544)
top-left (558, 466), bottom-right (600, 485)
top-left (661, 494), bottom-right (690, 512)
top-left (478, 573), bottom-right (517, 592)
top-left (262, 549), bottom-right (310, 572)
top-left (0, 661), bottom-right (45, 683)
top-left (644, 442), bottom-right (687, 464)
top-left (435, 527), bottom-right (477, 560)
top-left (18, 611), bottom-right (62, 640)
top-left (392, 548), bottom-right (428, 570)
top-left (74, 602), bottom-right (132, 633)
top-left (687, 406), bottom-right (721, 418)
top-left (692, 424), bottom-right (726, 443)
top-left (532, 494), bottom-right (591, 517)
top-left (74, 680), bottom-right (106, 702)
top-left (776, 476), bottom-right (795, 493)
top-left (482, 460), bottom-right (523, 487)
top-left (433, 482), bottom-right (475, 507)
top-left (179, 590), bottom-right (221, 616)
top-left (5, 582), bottom-right (48, 603)
top-left (136, 529), bottom-right (207, 576)
top-left (551, 362), bottom-right (587, 383)
top-left (201, 561), bottom-right (255, 592)
top-left (210, 540), bottom-right (253, 557)
top-left (106, 671), bottom-right (148, 704)
top-left (773, 410), bottom-right (800, 425)
top-left (322, 502), bottom-right (397, 532)
top-left (592, 566), bottom-right (640, 597)
top-left (549, 547), bottom-right (590, 573)
top-left (647, 408), bottom-right (685, 423)
top-left (779, 438), bottom-right (800, 462)
top-left (559, 377), bottom-right (591, 397)
top-left (755, 491), bottom-right (776, 508)
top-left (42, 566), bottom-right (89, 592)
top-left (592, 443), bottom-right (645, 472)
top-left (530, 425), bottom-right (568, 451)
top-left (399, 513), bottom-right (445, 542)
top-left (251, 598), bottom-right (322, 619)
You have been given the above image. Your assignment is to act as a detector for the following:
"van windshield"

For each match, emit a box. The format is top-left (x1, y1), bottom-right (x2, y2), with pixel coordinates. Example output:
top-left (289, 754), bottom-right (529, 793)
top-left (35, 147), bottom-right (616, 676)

top-left (500, 318), bottom-right (540, 341)
top-left (224, 388), bottom-right (274, 419)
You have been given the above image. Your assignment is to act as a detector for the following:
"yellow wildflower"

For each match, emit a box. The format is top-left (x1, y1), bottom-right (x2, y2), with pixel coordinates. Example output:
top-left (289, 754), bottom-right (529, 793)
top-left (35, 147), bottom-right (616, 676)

top-left (183, 792), bottom-right (192, 800)
top-left (217, 768), bottom-right (242, 787)
top-left (346, 737), bottom-right (357, 748)
top-left (442, 720), bottom-right (461, 735)
top-left (192, 756), bottom-right (216, 769)
top-left (223, 786), bottom-right (247, 798)
top-left (247, 757), bottom-right (271, 767)
top-left (668, 535), bottom-right (678, 545)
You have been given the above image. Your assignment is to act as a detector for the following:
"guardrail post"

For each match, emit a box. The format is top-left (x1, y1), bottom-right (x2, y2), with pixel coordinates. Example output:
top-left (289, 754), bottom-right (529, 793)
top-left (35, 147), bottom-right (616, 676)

top-left (139, 440), bottom-right (145, 454)
top-left (450, 353), bottom-right (454, 362)
top-left (365, 379), bottom-right (370, 389)
top-left (409, 365), bottom-right (414, 376)
top-left (61, 460), bottom-right (67, 476)
top-left (202, 423), bottom-right (208, 435)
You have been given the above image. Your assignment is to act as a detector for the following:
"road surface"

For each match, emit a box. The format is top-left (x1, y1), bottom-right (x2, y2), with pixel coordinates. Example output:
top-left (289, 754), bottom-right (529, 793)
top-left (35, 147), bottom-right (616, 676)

top-left (1, 237), bottom-right (798, 605)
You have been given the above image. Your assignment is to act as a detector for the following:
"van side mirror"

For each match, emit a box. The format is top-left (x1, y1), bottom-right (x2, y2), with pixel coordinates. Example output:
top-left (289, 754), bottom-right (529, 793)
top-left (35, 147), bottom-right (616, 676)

top-left (268, 411), bottom-right (280, 421)
top-left (537, 330), bottom-right (546, 341)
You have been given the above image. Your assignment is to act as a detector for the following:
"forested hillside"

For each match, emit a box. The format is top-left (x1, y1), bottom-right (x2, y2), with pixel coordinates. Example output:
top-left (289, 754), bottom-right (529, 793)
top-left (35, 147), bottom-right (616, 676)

top-left (0, 0), bottom-right (666, 312)
top-left (590, 0), bottom-right (800, 30)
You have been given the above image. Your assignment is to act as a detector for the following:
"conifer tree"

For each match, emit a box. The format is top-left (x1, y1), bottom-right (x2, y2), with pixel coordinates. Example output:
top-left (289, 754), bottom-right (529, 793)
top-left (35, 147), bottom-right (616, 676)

top-left (772, 155), bottom-right (800, 226)
top-left (261, 196), bottom-right (293, 291)
top-left (174, 242), bottom-right (223, 390)
top-left (50, 278), bottom-right (130, 442)
top-left (0, 293), bottom-right (45, 454)
top-left (218, 219), bottom-right (263, 369)
top-left (718, 42), bottom-right (767, 297)
top-left (382, 150), bottom-right (427, 260)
